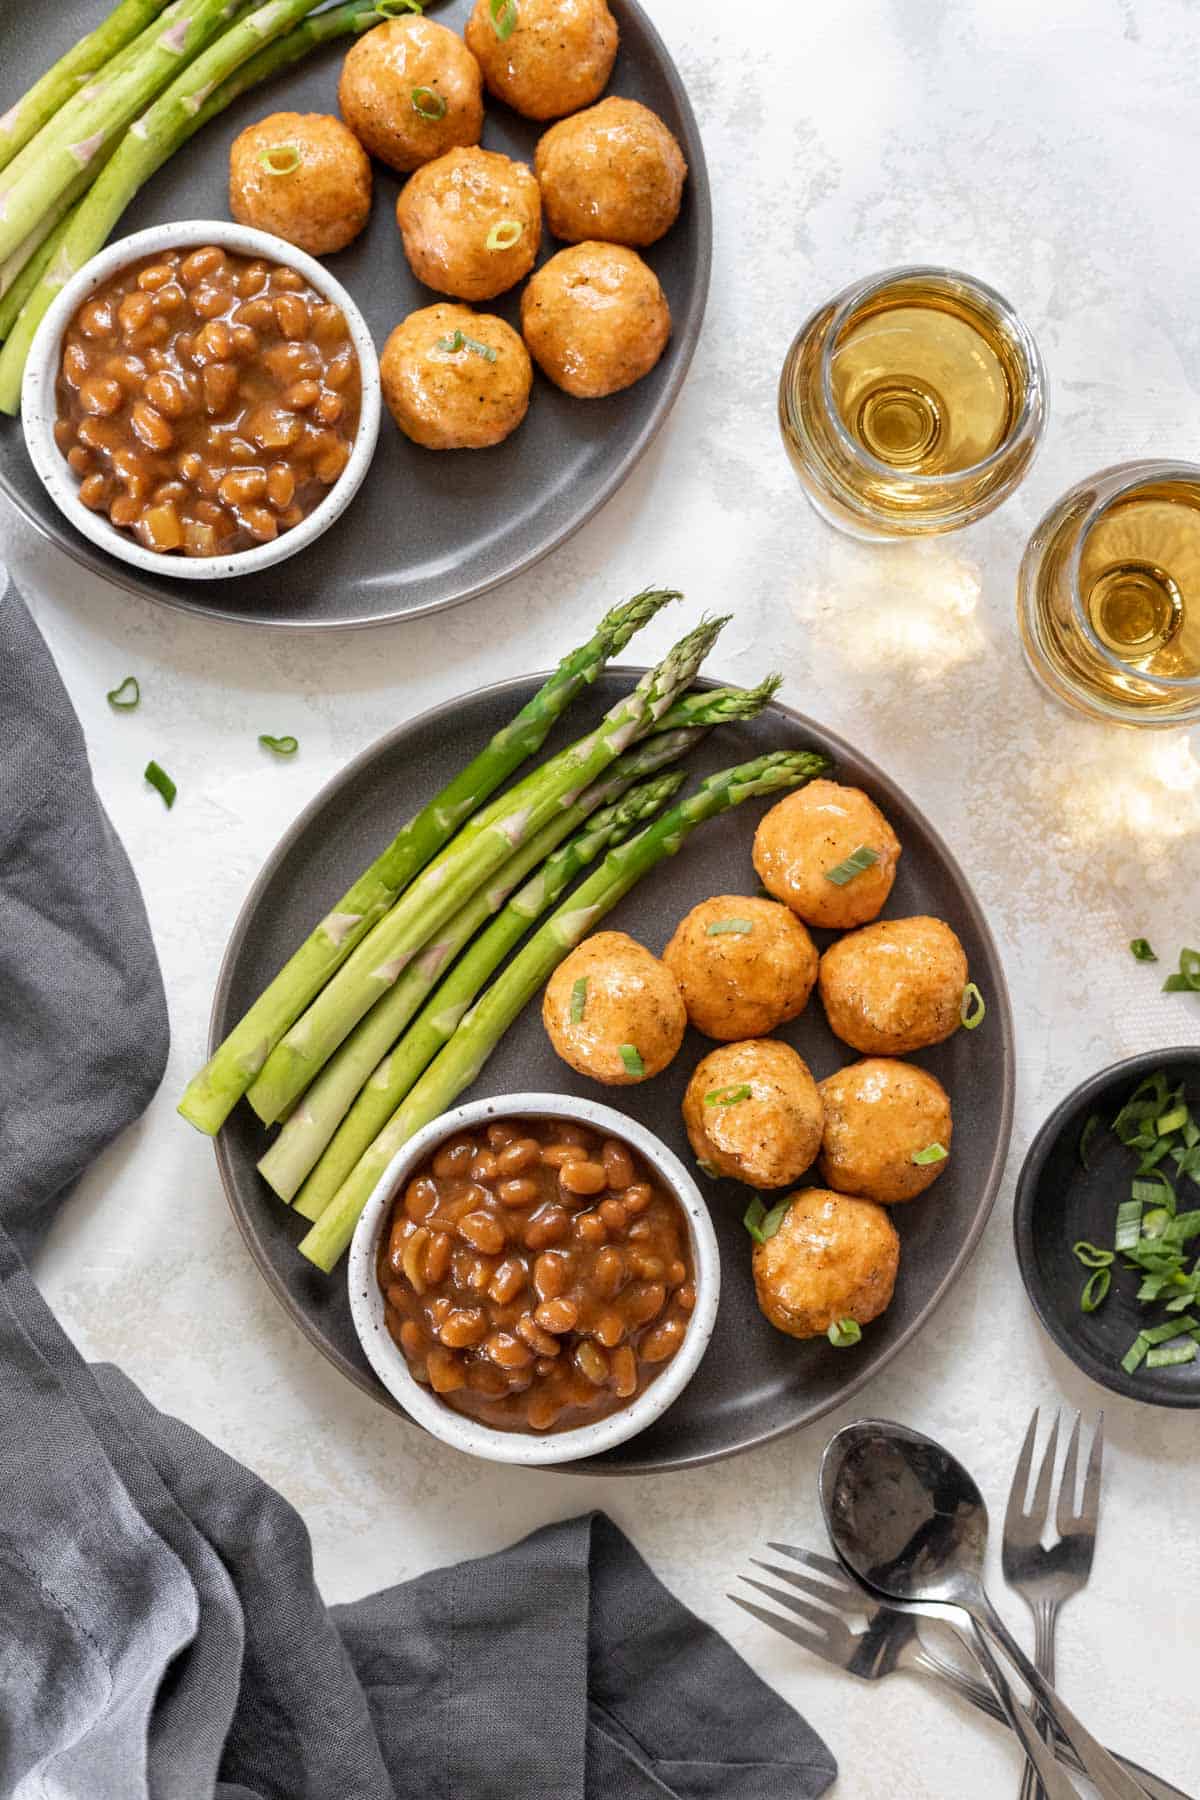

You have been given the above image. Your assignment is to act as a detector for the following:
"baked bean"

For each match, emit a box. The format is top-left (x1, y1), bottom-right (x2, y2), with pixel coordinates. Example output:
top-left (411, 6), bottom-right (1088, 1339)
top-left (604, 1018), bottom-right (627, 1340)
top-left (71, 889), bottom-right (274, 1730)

top-left (379, 1118), bottom-right (695, 1437)
top-left (263, 340), bottom-right (321, 383)
top-left (153, 283), bottom-right (186, 316)
top-left (313, 438), bottom-right (350, 485)
top-left (118, 291), bottom-right (154, 336)
top-left (224, 435), bottom-right (259, 465)
top-left (427, 1348), bottom-right (466, 1394)
top-left (78, 472), bottom-right (108, 509)
top-left (315, 390), bottom-right (345, 426)
top-left (151, 481), bottom-right (188, 507)
top-left (202, 363), bottom-right (239, 415)
top-left (311, 301), bottom-right (346, 342)
top-left (105, 353), bottom-right (147, 391)
top-left (66, 446), bottom-right (91, 475)
top-left (236, 296), bottom-right (276, 330)
top-left (274, 292), bottom-right (309, 339)
top-left (278, 503), bottom-right (304, 530)
top-left (63, 343), bottom-right (89, 387)
top-left (137, 262), bottom-right (174, 291)
top-left (282, 379), bottom-right (321, 411)
top-left (144, 371), bottom-right (189, 417)
top-left (80, 377), bottom-right (123, 417)
top-left (273, 264), bottom-right (306, 291)
top-left (325, 349), bottom-right (355, 389)
top-left (192, 320), bottom-right (232, 364)
top-left (237, 261), bottom-right (269, 296)
top-left (109, 494), bottom-right (141, 529)
top-left (78, 298), bottom-right (114, 339)
top-left (230, 323), bottom-right (259, 359)
top-left (217, 468), bottom-right (268, 507)
top-left (265, 463), bottom-right (295, 510)
top-left (242, 505), bottom-right (278, 543)
top-left (191, 284), bottom-right (228, 320)
top-left (130, 402), bottom-right (172, 451)
top-left (180, 245), bottom-right (224, 285)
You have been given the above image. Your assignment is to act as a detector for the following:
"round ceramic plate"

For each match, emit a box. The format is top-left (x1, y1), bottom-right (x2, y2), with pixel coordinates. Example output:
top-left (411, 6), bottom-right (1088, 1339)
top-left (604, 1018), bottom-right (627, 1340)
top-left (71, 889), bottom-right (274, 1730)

top-left (211, 671), bottom-right (1015, 1472)
top-left (1014, 1047), bottom-right (1200, 1408)
top-left (0, 0), bottom-right (710, 628)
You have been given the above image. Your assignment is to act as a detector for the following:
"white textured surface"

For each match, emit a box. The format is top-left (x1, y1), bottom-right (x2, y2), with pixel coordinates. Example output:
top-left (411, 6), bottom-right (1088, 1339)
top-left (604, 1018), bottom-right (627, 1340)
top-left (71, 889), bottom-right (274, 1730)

top-left (4, 1), bottom-right (1200, 1792)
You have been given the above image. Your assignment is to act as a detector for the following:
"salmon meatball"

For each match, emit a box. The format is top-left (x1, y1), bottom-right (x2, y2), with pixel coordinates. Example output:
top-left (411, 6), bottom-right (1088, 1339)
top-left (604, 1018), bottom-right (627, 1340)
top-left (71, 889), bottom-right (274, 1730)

top-left (753, 779), bottom-right (901, 931)
top-left (379, 304), bottom-right (532, 450)
top-left (543, 930), bottom-right (686, 1085)
top-left (535, 98), bottom-right (687, 247)
top-left (819, 1059), bottom-right (953, 1204)
top-left (521, 242), bottom-right (670, 398)
top-left (684, 1041), bottom-right (823, 1190)
top-left (662, 895), bottom-right (817, 1040)
top-left (338, 17), bottom-right (483, 173)
top-left (819, 916), bottom-right (969, 1056)
top-left (228, 113), bottom-right (371, 256)
top-left (464, 0), bottom-right (618, 121)
top-left (396, 147), bottom-right (541, 302)
top-left (752, 1187), bottom-right (900, 1340)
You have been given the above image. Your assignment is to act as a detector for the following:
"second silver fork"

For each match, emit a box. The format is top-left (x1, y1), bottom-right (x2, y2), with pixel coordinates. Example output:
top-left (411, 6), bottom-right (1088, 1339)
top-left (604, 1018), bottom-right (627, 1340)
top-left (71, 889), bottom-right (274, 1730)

top-left (1002, 1410), bottom-right (1104, 1800)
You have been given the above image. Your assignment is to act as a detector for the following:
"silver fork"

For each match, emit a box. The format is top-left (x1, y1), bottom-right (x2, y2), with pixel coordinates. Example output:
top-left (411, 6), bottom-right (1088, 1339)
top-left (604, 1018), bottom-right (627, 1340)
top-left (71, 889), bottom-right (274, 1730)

top-left (730, 1544), bottom-right (1191, 1800)
top-left (1002, 1411), bottom-right (1104, 1800)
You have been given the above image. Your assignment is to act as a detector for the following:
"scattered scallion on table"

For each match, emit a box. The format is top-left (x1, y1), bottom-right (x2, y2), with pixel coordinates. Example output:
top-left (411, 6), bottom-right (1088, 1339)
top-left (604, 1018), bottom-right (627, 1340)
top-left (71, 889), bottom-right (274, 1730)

top-left (1129, 937), bottom-right (1157, 962)
top-left (259, 734), bottom-right (298, 756)
top-left (1162, 947), bottom-right (1200, 994)
top-left (106, 675), bottom-right (140, 710)
top-left (144, 759), bottom-right (175, 808)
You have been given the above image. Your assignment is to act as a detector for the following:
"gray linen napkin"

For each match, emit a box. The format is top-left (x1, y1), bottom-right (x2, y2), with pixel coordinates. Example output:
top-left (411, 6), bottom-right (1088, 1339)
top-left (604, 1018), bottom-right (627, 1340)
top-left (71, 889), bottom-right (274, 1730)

top-left (0, 578), bottom-right (837, 1800)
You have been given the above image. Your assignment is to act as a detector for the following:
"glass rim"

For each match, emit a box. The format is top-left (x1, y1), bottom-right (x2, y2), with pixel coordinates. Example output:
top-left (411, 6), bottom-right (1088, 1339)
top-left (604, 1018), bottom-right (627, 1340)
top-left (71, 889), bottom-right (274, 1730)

top-left (1063, 458), bottom-right (1200, 692)
top-left (816, 263), bottom-right (1047, 491)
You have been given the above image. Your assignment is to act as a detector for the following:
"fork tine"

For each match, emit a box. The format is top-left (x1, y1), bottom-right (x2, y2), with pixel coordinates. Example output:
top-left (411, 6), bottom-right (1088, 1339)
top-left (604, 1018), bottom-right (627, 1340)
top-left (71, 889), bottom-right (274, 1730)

top-left (728, 1592), bottom-right (839, 1664)
top-left (766, 1542), bottom-right (857, 1586)
top-left (1028, 1409), bottom-right (1060, 1525)
top-left (740, 1572), bottom-right (846, 1636)
top-left (1054, 1411), bottom-right (1082, 1536)
top-left (750, 1556), bottom-right (856, 1611)
top-left (1075, 1412), bottom-right (1104, 1535)
top-left (1003, 1407), bottom-right (1041, 1537)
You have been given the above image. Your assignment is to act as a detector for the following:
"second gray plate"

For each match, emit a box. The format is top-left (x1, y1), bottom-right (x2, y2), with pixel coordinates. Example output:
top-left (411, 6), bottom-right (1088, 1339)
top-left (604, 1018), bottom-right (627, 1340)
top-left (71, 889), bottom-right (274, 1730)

top-left (0, 0), bottom-right (710, 627)
top-left (211, 671), bottom-right (1015, 1472)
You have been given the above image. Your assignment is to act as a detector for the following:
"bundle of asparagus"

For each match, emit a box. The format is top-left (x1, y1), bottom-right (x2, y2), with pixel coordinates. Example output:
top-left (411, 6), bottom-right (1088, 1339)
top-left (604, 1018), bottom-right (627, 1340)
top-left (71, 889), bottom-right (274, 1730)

top-left (180, 594), bottom-right (833, 1271)
top-left (0, 0), bottom-right (415, 409)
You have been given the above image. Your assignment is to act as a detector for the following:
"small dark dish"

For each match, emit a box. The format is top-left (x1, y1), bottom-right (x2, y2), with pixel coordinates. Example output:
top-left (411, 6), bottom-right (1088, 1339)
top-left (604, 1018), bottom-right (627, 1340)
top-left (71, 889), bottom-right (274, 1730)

top-left (1014, 1046), bottom-right (1200, 1408)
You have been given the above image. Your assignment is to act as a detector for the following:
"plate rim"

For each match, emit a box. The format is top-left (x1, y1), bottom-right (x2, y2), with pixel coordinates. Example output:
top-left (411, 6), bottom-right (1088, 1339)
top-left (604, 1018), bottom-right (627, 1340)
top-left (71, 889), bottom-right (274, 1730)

top-left (1013, 1043), bottom-right (1200, 1410)
top-left (0, 0), bottom-right (712, 631)
top-left (210, 667), bottom-right (1016, 1471)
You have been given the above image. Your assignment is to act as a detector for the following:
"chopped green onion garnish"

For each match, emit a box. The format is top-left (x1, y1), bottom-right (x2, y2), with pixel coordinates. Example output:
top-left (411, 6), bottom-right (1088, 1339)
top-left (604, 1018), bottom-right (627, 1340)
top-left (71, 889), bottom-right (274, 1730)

top-left (960, 983), bottom-right (986, 1030)
top-left (433, 328), bottom-right (497, 363)
top-left (489, 0), bottom-right (518, 39)
top-left (1115, 1198), bottom-right (1143, 1250)
top-left (705, 918), bottom-right (753, 936)
top-left (743, 1197), bottom-right (789, 1244)
top-left (1130, 937), bottom-right (1157, 962)
top-left (485, 218), bottom-right (524, 252)
top-left (1145, 1341), bottom-right (1197, 1368)
top-left (144, 760), bottom-right (176, 808)
top-left (1080, 1268), bottom-right (1110, 1312)
top-left (1142, 1207), bottom-right (1170, 1239)
top-left (1157, 1103), bottom-right (1189, 1135)
top-left (1163, 947), bottom-right (1200, 992)
top-left (911, 1142), bottom-right (947, 1166)
top-left (258, 734), bottom-right (298, 756)
top-left (825, 844), bottom-right (879, 886)
top-left (705, 1083), bottom-right (752, 1108)
top-left (827, 1318), bottom-right (862, 1347)
top-left (258, 143), bottom-right (301, 176)
top-left (375, 0), bottom-right (424, 14)
top-left (1073, 1241), bottom-right (1114, 1269)
top-left (618, 1043), bottom-right (644, 1078)
top-left (569, 977), bottom-right (588, 1023)
top-left (1122, 1334), bottom-right (1150, 1374)
top-left (1078, 1113), bottom-right (1101, 1170)
top-left (411, 85), bottom-right (447, 119)
top-left (697, 1158), bottom-right (720, 1180)
top-left (106, 675), bottom-right (140, 710)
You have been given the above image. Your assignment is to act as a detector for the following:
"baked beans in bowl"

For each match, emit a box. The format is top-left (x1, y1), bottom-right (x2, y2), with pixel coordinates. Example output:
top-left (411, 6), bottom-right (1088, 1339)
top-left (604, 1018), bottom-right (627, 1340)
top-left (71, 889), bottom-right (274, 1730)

top-left (347, 1094), bottom-right (719, 1466)
top-left (20, 220), bottom-right (380, 583)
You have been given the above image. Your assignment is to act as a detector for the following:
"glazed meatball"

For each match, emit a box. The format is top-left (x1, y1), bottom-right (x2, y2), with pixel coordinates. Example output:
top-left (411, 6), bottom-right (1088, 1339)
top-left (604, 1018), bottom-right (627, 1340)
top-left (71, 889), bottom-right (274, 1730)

top-left (521, 242), bottom-right (670, 398)
top-left (379, 304), bottom-right (532, 450)
top-left (228, 113), bottom-right (371, 256)
top-left (819, 1059), bottom-right (953, 1204)
top-left (662, 895), bottom-right (817, 1040)
top-left (464, 0), bottom-right (618, 121)
top-left (752, 779), bottom-right (901, 931)
top-left (752, 1187), bottom-right (900, 1340)
top-left (819, 916), bottom-right (969, 1056)
top-left (338, 17), bottom-right (483, 173)
top-left (535, 98), bottom-right (687, 247)
top-left (543, 930), bottom-right (686, 1085)
top-left (396, 147), bottom-right (541, 302)
top-left (683, 1041), bottom-right (823, 1190)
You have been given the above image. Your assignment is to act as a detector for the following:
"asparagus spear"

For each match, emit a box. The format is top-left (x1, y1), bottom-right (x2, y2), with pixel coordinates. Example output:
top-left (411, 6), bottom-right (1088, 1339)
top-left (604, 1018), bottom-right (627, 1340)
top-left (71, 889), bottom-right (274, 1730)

top-left (263, 755), bottom-right (690, 1203)
top-left (178, 590), bottom-right (679, 1135)
top-left (247, 616), bottom-right (730, 1126)
top-left (0, 0), bottom-right (390, 355)
top-left (0, 0), bottom-right (238, 270)
top-left (0, 0), bottom-right (173, 176)
top-left (298, 748), bottom-right (833, 1271)
top-left (288, 680), bottom-right (784, 1217)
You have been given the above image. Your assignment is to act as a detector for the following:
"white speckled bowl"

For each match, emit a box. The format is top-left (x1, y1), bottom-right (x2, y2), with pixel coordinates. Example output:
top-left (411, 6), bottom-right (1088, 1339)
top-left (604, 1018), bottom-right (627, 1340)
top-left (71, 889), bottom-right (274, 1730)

top-left (347, 1093), bottom-right (721, 1467)
top-left (21, 218), bottom-right (381, 582)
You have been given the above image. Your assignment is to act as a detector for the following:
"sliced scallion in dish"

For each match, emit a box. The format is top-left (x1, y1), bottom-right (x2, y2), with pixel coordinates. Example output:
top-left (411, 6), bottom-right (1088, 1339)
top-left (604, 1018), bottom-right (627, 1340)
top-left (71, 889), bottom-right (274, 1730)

top-left (1129, 937), bottom-right (1157, 962)
top-left (1163, 947), bottom-right (1200, 993)
top-left (485, 218), bottom-right (523, 252)
top-left (489, 0), bottom-right (518, 40)
top-left (1080, 1268), bottom-right (1110, 1312)
top-left (911, 1142), bottom-right (947, 1166)
top-left (825, 844), bottom-right (879, 886)
top-left (705, 917), bottom-right (753, 936)
top-left (618, 1043), bottom-right (644, 1078)
top-left (705, 1084), bottom-right (751, 1108)
top-left (144, 760), bottom-right (176, 809)
top-left (411, 85), bottom-right (447, 119)
top-left (1078, 1112), bottom-right (1101, 1170)
top-left (1072, 1241), bottom-right (1113, 1269)
top-left (960, 982), bottom-right (986, 1030)
top-left (106, 675), bottom-right (140, 710)
top-left (569, 976), bottom-right (588, 1023)
top-left (259, 734), bottom-right (298, 756)
top-left (258, 143), bottom-right (301, 177)
top-left (743, 1197), bottom-right (789, 1245)
top-left (827, 1318), bottom-right (862, 1347)
top-left (696, 1159), bottom-right (720, 1180)
top-left (434, 328), bottom-right (497, 363)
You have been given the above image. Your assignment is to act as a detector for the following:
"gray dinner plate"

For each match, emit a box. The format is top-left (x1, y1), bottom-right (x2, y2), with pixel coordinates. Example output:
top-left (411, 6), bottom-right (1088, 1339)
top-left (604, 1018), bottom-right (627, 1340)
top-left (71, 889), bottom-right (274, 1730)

top-left (0, 0), bottom-right (710, 628)
top-left (211, 670), bottom-right (1015, 1472)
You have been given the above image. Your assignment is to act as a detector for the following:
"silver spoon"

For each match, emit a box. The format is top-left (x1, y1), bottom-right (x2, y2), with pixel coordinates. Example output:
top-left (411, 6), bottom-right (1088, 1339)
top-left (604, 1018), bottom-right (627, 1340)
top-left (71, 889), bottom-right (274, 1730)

top-left (819, 1420), bottom-right (1151, 1800)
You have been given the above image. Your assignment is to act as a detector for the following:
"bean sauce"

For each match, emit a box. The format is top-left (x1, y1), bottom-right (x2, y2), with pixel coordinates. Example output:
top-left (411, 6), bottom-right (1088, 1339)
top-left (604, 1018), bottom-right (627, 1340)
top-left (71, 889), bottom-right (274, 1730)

top-left (379, 1117), bottom-right (697, 1434)
top-left (53, 245), bottom-right (361, 557)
